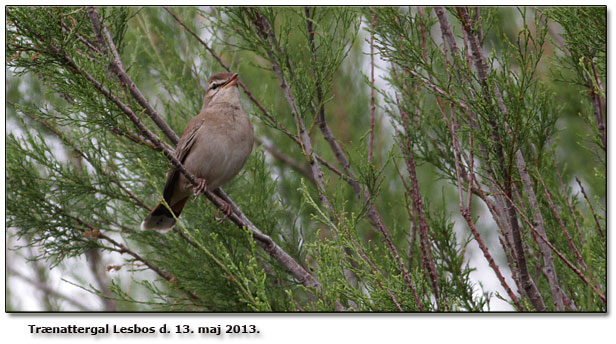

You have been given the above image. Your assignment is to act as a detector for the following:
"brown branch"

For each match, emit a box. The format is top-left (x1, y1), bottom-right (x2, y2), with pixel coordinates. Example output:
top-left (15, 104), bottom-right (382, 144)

top-left (496, 189), bottom-right (606, 304)
top-left (392, 89), bottom-right (441, 307)
top-left (434, 7), bottom-right (458, 59)
top-left (515, 150), bottom-right (565, 311)
top-left (303, 8), bottom-right (359, 193)
top-left (397, 132), bottom-right (441, 307)
top-left (87, 7), bottom-right (180, 145)
top-left (457, 6), bottom-right (546, 311)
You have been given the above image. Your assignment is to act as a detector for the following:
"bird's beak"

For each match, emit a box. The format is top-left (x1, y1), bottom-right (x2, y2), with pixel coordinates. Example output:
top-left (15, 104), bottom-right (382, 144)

top-left (223, 73), bottom-right (239, 88)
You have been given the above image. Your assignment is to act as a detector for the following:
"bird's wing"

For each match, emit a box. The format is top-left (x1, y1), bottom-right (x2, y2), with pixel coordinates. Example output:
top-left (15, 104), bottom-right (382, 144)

top-left (162, 116), bottom-right (204, 201)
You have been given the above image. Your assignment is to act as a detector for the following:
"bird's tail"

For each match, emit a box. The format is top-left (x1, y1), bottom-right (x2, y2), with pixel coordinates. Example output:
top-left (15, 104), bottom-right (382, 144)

top-left (140, 197), bottom-right (189, 232)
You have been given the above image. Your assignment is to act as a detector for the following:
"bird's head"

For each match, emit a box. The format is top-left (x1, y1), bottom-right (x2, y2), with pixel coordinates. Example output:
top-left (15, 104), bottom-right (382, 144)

top-left (203, 72), bottom-right (240, 108)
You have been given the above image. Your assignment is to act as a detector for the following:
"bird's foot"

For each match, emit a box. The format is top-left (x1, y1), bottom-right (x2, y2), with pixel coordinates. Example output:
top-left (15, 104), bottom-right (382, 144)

top-left (215, 201), bottom-right (234, 224)
top-left (193, 178), bottom-right (208, 197)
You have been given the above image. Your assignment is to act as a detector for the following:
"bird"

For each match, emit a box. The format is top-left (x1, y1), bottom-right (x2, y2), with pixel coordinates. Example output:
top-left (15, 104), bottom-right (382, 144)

top-left (141, 72), bottom-right (254, 231)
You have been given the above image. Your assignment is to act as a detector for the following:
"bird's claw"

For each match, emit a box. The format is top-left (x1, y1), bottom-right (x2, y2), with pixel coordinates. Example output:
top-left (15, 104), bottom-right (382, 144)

top-left (193, 178), bottom-right (207, 197)
top-left (215, 201), bottom-right (233, 223)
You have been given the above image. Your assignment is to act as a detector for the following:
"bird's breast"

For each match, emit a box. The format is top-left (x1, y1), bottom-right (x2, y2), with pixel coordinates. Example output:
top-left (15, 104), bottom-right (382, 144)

top-left (183, 110), bottom-right (253, 190)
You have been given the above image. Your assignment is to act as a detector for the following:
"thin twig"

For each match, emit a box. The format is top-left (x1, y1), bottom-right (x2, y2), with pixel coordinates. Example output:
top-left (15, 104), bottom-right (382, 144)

top-left (536, 173), bottom-right (587, 270)
top-left (254, 136), bottom-right (313, 182)
top-left (575, 177), bottom-right (604, 238)
top-left (394, 103), bottom-right (441, 307)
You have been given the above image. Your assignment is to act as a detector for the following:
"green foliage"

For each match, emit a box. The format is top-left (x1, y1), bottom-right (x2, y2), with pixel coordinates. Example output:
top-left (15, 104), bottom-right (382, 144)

top-left (6, 6), bottom-right (605, 312)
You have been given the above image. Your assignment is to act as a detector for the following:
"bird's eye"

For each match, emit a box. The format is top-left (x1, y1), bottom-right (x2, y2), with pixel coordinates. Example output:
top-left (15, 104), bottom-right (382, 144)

top-left (210, 82), bottom-right (221, 90)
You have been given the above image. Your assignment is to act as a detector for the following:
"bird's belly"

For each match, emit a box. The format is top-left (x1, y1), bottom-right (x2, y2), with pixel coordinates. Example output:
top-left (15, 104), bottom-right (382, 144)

top-left (183, 127), bottom-right (253, 191)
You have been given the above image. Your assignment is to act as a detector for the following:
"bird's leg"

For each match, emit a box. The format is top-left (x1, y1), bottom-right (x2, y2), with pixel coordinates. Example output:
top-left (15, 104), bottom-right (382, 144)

top-left (193, 178), bottom-right (208, 197)
top-left (214, 201), bottom-right (233, 223)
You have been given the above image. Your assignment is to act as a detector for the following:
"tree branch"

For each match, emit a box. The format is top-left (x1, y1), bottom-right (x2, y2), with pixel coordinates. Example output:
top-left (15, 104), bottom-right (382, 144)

top-left (457, 6), bottom-right (546, 311)
top-left (87, 7), bottom-right (180, 145)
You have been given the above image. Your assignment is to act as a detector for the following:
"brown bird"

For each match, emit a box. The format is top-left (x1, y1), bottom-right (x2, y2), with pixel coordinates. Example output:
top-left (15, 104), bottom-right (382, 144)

top-left (141, 72), bottom-right (254, 231)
